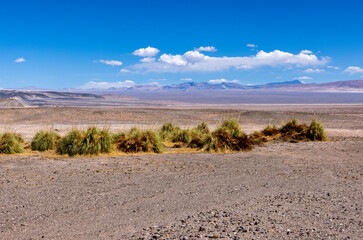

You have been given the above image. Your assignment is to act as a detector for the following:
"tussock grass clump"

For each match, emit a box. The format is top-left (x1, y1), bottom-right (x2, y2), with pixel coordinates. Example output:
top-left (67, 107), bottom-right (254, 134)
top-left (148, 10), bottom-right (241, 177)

top-left (0, 132), bottom-right (24, 154)
top-left (57, 127), bottom-right (113, 156)
top-left (195, 122), bottom-right (210, 134)
top-left (217, 119), bottom-right (241, 138)
top-left (262, 124), bottom-right (280, 136)
top-left (171, 129), bottom-right (192, 143)
top-left (31, 130), bottom-right (60, 151)
top-left (159, 122), bottom-right (181, 140)
top-left (204, 119), bottom-right (252, 152)
top-left (307, 119), bottom-right (326, 141)
top-left (249, 131), bottom-right (268, 145)
top-left (279, 118), bottom-right (309, 142)
top-left (115, 128), bottom-right (164, 153)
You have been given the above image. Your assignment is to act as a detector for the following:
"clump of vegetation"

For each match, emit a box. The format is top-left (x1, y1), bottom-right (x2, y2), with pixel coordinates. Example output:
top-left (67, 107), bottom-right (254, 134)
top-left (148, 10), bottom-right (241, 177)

top-left (57, 127), bottom-right (113, 156)
top-left (159, 122), bottom-right (181, 140)
top-left (279, 118), bottom-right (309, 142)
top-left (262, 124), bottom-right (280, 136)
top-left (115, 128), bottom-right (164, 153)
top-left (307, 119), bottom-right (326, 141)
top-left (0, 132), bottom-right (24, 154)
top-left (205, 119), bottom-right (252, 152)
top-left (171, 129), bottom-right (192, 143)
top-left (249, 131), bottom-right (268, 145)
top-left (31, 130), bottom-right (60, 151)
top-left (217, 119), bottom-right (241, 138)
top-left (195, 122), bottom-right (210, 134)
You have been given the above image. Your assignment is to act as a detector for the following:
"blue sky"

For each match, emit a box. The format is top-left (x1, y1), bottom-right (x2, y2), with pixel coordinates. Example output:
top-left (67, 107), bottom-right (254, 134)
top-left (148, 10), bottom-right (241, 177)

top-left (0, 0), bottom-right (363, 89)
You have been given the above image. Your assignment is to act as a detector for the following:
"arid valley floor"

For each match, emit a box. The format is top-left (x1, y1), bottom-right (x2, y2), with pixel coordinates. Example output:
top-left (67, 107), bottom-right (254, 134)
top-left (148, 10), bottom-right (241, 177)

top-left (0, 105), bottom-right (362, 239)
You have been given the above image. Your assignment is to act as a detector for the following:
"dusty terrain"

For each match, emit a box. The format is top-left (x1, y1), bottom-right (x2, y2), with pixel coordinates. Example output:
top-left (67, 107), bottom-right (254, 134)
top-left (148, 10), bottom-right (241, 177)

top-left (0, 105), bottom-right (362, 239)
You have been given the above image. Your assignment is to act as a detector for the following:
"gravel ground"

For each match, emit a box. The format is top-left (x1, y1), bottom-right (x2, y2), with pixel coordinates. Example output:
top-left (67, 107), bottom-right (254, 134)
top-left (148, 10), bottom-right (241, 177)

top-left (0, 139), bottom-right (362, 239)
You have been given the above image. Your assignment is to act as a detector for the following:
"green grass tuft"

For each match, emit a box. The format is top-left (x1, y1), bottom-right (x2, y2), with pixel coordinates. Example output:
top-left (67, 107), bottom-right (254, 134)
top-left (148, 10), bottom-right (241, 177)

top-left (115, 128), bottom-right (164, 153)
top-left (0, 132), bottom-right (24, 154)
top-left (307, 119), bottom-right (326, 141)
top-left (31, 130), bottom-right (60, 151)
top-left (56, 127), bottom-right (112, 156)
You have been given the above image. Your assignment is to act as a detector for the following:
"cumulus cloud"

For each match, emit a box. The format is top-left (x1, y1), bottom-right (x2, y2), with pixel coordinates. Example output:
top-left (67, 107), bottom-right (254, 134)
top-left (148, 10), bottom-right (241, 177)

top-left (208, 79), bottom-right (240, 84)
top-left (293, 76), bottom-right (312, 80)
top-left (120, 69), bottom-right (130, 72)
top-left (304, 68), bottom-right (325, 73)
top-left (99, 59), bottom-right (123, 66)
top-left (131, 49), bottom-right (328, 72)
top-left (180, 78), bottom-right (192, 81)
top-left (195, 46), bottom-right (217, 52)
top-left (133, 46), bottom-right (160, 57)
top-left (15, 57), bottom-right (26, 63)
top-left (300, 50), bottom-right (313, 54)
top-left (246, 44), bottom-right (257, 48)
top-left (140, 57), bottom-right (156, 63)
top-left (344, 66), bottom-right (363, 74)
top-left (79, 80), bottom-right (135, 89)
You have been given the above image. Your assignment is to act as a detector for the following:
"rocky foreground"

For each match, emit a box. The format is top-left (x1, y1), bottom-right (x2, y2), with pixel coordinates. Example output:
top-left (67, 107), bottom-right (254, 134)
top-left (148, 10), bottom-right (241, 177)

top-left (1, 140), bottom-right (362, 239)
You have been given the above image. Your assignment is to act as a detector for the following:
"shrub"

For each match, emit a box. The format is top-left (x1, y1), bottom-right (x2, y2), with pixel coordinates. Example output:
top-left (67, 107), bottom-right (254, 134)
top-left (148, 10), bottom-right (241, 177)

top-left (205, 127), bottom-right (252, 152)
top-left (116, 129), bottom-right (164, 153)
top-left (31, 130), bottom-right (60, 151)
top-left (249, 131), bottom-right (268, 145)
top-left (159, 122), bottom-right (181, 140)
top-left (187, 129), bottom-right (208, 149)
top-left (195, 122), bottom-right (210, 134)
top-left (0, 132), bottom-right (24, 154)
top-left (57, 129), bottom-right (84, 156)
top-left (262, 124), bottom-right (280, 136)
top-left (307, 119), bottom-right (326, 141)
top-left (279, 119), bottom-right (309, 142)
top-left (57, 127), bottom-right (112, 156)
top-left (171, 129), bottom-right (192, 143)
top-left (217, 119), bottom-right (241, 138)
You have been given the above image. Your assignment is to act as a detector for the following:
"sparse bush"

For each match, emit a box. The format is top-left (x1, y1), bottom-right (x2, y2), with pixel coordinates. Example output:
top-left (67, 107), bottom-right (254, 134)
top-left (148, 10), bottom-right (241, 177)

top-left (0, 132), bottom-right (24, 154)
top-left (249, 131), bottom-right (268, 145)
top-left (159, 122), bottom-right (181, 140)
top-left (171, 129), bottom-right (192, 143)
top-left (116, 129), bottom-right (164, 153)
top-left (217, 119), bottom-right (241, 138)
top-left (57, 127), bottom-right (112, 156)
top-left (307, 119), bottom-right (326, 141)
top-left (195, 122), bottom-right (210, 134)
top-left (203, 119), bottom-right (252, 152)
top-left (31, 130), bottom-right (60, 151)
top-left (279, 118), bottom-right (309, 142)
top-left (262, 124), bottom-right (280, 136)
top-left (57, 129), bottom-right (84, 156)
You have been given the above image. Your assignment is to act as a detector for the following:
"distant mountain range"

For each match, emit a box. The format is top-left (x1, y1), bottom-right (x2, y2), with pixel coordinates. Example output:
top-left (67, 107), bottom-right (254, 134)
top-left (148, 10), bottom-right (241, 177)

top-left (69, 79), bottom-right (363, 93)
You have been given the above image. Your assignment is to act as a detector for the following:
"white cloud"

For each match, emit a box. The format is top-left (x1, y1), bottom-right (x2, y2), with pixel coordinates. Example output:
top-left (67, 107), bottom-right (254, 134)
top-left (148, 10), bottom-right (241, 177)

top-left (300, 50), bottom-right (313, 54)
top-left (79, 80), bottom-right (135, 89)
top-left (159, 54), bottom-right (187, 66)
top-left (344, 66), bottom-right (363, 74)
top-left (150, 82), bottom-right (160, 85)
top-left (99, 60), bottom-right (123, 66)
top-left (140, 57), bottom-right (156, 63)
top-left (327, 66), bottom-right (340, 70)
top-left (132, 49), bottom-right (328, 72)
top-left (15, 57), bottom-right (26, 63)
top-left (246, 44), bottom-right (257, 48)
top-left (180, 78), bottom-right (192, 81)
top-left (149, 78), bottom-right (167, 81)
top-left (304, 68), bottom-right (325, 73)
top-left (133, 46), bottom-right (160, 57)
top-left (293, 76), bottom-right (312, 80)
top-left (195, 46), bottom-right (217, 52)
top-left (120, 69), bottom-right (130, 72)
top-left (208, 79), bottom-right (240, 84)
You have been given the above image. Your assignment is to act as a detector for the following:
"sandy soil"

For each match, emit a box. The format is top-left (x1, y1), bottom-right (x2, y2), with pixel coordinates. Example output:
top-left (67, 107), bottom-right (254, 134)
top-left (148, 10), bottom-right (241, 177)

top-left (0, 105), bottom-right (362, 239)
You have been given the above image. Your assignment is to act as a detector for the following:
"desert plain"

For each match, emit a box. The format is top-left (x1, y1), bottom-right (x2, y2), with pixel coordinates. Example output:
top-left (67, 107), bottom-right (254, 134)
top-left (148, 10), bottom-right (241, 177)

top-left (0, 104), bottom-right (362, 239)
